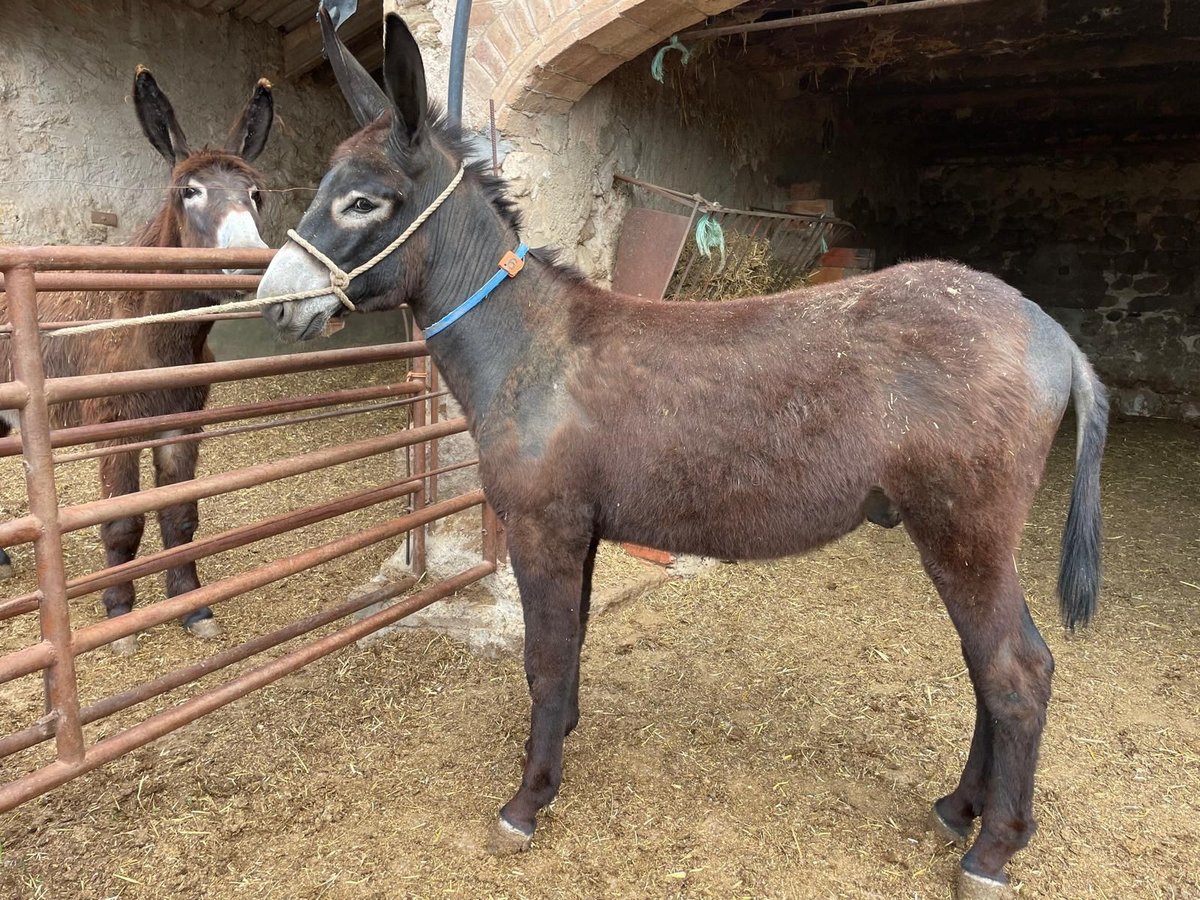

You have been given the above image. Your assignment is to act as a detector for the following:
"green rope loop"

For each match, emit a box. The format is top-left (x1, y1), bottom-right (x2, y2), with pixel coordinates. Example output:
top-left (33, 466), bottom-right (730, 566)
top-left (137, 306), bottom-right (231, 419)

top-left (694, 213), bottom-right (726, 271)
top-left (651, 35), bottom-right (692, 83)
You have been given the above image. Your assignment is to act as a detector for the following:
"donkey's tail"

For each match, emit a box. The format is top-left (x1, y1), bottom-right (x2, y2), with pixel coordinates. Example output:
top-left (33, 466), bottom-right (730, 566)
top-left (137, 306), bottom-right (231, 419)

top-left (1057, 345), bottom-right (1109, 631)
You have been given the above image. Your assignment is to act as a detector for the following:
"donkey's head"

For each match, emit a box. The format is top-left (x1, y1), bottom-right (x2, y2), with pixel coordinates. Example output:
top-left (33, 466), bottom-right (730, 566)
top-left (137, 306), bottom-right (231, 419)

top-left (135, 67), bottom-right (274, 277)
top-left (258, 12), bottom-right (519, 341)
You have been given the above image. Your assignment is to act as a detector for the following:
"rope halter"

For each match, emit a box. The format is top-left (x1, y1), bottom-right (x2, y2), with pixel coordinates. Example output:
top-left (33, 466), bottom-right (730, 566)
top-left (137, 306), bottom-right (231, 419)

top-left (283, 164), bottom-right (467, 312)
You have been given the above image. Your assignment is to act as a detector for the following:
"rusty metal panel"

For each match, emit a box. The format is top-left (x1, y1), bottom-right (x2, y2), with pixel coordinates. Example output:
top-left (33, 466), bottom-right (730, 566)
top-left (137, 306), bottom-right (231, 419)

top-left (611, 207), bottom-right (694, 300)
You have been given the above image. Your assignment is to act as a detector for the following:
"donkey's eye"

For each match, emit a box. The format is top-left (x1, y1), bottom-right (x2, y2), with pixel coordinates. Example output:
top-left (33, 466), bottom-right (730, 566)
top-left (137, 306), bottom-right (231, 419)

top-left (250, 189), bottom-right (263, 208)
top-left (350, 197), bottom-right (377, 213)
top-left (181, 186), bottom-right (201, 200)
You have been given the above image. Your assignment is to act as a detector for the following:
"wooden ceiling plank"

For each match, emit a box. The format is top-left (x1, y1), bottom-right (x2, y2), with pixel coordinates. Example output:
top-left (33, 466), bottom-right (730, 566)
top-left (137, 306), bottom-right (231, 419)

top-left (284, 0), bottom-right (383, 78)
top-left (233, 0), bottom-right (285, 22)
top-left (273, 0), bottom-right (317, 29)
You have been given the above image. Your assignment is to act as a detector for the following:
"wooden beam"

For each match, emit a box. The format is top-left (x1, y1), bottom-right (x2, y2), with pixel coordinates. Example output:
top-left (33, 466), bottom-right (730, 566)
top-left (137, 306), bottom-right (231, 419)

top-left (275, 0), bottom-right (320, 30)
top-left (679, 0), bottom-right (1000, 40)
top-left (284, 0), bottom-right (383, 78)
top-left (858, 76), bottom-right (1200, 113)
top-left (235, 0), bottom-right (295, 23)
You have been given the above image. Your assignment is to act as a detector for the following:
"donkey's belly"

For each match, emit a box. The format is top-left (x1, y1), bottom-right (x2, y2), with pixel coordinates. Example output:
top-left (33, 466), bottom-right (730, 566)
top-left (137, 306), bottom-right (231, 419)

top-left (599, 477), bottom-right (868, 561)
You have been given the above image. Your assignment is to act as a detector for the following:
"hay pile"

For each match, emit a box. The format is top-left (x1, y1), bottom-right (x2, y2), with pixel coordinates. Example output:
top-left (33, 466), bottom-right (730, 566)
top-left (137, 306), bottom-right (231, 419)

top-left (668, 230), bottom-right (810, 301)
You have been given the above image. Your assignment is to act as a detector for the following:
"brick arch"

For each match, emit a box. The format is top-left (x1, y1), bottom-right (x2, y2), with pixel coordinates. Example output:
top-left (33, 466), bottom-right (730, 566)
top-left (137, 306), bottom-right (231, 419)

top-left (469, 0), bottom-right (743, 121)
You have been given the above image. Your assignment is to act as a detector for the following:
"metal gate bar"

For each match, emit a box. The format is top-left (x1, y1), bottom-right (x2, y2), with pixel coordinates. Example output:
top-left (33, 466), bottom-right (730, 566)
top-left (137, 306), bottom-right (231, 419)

top-left (0, 382), bottom-right (425, 457)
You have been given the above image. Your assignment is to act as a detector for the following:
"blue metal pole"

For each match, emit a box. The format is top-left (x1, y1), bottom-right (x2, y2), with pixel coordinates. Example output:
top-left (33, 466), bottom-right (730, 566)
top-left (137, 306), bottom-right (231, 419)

top-left (447, 0), bottom-right (473, 124)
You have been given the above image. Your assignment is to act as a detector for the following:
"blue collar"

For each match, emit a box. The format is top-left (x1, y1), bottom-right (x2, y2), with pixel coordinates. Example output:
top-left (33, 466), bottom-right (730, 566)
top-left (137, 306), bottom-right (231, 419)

top-left (423, 242), bottom-right (529, 339)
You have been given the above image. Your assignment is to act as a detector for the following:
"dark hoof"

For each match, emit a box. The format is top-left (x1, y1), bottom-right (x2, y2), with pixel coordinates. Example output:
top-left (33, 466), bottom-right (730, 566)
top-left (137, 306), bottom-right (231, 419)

top-left (957, 869), bottom-right (1014, 900)
top-left (928, 803), bottom-right (972, 847)
top-left (487, 816), bottom-right (533, 855)
top-left (110, 634), bottom-right (139, 656)
top-left (186, 617), bottom-right (223, 640)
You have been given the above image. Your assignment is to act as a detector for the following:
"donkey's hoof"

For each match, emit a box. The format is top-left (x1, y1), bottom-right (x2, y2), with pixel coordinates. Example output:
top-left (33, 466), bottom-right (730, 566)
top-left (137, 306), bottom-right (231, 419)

top-left (110, 634), bottom-right (139, 656)
top-left (957, 869), bottom-right (1014, 900)
top-left (186, 617), bottom-right (223, 640)
top-left (487, 816), bottom-right (533, 856)
top-left (928, 803), bottom-right (971, 847)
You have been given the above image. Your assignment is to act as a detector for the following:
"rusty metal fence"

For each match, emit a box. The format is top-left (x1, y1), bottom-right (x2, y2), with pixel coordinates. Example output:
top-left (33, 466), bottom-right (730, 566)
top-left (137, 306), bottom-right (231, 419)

top-left (0, 245), bottom-right (500, 812)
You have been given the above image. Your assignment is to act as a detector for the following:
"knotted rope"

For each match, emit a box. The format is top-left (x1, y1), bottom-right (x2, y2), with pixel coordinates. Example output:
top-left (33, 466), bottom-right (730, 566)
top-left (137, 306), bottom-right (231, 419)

top-left (45, 165), bottom-right (467, 338)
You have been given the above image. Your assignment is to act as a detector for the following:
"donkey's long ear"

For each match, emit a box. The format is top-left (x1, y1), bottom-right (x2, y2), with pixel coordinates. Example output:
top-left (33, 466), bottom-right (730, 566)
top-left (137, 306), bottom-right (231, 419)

top-left (225, 78), bottom-right (275, 161)
top-left (319, 5), bottom-right (390, 128)
top-left (382, 14), bottom-right (428, 144)
top-left (134, 67), bottom-right (190, 164)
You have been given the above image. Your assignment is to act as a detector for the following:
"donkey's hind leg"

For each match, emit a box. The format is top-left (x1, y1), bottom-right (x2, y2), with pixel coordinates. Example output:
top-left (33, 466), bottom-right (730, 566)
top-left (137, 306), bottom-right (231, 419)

top-left (99, 448), bottom-right (145, 655)
top-left (153, 431), bottom-right (220, 638)
top-left (910, 523), bottom-right (1054, 897)
top-left (490, 511), bottom-right (593, 855)
top-left (564, 532), bottom-right (601, 739)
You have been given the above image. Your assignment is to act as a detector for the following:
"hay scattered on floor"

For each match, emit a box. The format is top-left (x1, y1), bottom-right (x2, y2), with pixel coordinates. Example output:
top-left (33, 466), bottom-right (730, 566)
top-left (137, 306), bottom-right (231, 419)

top-left (2, 416), bottom-right (1198, 899)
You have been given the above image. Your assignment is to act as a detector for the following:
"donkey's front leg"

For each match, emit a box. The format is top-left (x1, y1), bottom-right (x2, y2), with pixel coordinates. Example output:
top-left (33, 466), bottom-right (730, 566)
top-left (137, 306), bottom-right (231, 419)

top-left (98, 448), bottom-right (145, 655)
top-left (490, 514), bottom-right (592, 854)
top-left (153, 433), bottom-right (220, 638)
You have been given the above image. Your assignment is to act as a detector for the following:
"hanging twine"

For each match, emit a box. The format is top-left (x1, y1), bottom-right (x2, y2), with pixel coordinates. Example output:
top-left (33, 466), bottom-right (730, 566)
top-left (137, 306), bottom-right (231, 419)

top-left (45, 166), bottom-right (466, 338)
top-left (651, 35), bottom-right (691, 83)
top-left (694, 212), bottom-right (727, 271)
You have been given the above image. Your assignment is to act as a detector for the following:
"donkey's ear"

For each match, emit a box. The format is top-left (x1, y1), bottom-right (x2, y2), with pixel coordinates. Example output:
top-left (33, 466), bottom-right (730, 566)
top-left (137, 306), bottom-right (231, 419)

top-left (225, 78), bottom-right (275, 161)
top-left (382, 14), bottom-right (428, 144)
top-left (319, 5), bottom-right (390, 128)
top-left (134, 66), bottom-right (190, 164)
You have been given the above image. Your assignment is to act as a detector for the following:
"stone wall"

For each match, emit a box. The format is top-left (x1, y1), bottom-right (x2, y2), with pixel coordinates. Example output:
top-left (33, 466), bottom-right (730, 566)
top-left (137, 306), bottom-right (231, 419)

top-left (502, 48), bottom-right (828, 282)
top-left (0, 0), bottom-right (356, 248)
top-left (900, 158), bottom-right (1200, 419)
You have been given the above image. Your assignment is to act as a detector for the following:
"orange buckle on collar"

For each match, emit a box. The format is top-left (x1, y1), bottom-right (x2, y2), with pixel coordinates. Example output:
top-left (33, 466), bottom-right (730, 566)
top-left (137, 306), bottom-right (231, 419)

top-left (499, 250), bottom-right (525, 277)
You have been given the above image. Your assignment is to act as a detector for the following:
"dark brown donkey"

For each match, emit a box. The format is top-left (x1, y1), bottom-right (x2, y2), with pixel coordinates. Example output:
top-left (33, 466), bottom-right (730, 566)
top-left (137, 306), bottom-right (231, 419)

top-left (258, 14), bottom-right (1107, 898)
top-left (1, 69), bottom-right (274, 654)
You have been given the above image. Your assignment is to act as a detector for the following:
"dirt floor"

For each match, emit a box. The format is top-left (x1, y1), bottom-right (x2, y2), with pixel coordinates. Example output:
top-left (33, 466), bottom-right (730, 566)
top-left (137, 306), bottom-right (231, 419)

top-left (1, 410), bottom-right (1198, 899)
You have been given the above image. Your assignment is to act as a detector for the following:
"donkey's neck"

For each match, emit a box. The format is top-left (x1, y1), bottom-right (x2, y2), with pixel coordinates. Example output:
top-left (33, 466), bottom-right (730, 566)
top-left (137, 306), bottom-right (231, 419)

top-left (416, 190), bottom-right (571, 435)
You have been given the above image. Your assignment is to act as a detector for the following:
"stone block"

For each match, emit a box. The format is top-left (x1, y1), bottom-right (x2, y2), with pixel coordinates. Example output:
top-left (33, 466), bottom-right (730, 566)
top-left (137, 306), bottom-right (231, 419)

top-left (510, 89), bottom-right (576, 115)
top-left (580, 15), bottom-right (656, 56)
top-left (487, 19), bottom-right (523, 66)
top-left (531, 66), bottom-right (592, 101)
top-left (621, 0), bottom-right (703, 35)
top-left (473, 37), bottom-right (508, 80)
top-left (523, 0), bottom-right (557, 32)
top-left (544, 42), bottom-right (626, 83)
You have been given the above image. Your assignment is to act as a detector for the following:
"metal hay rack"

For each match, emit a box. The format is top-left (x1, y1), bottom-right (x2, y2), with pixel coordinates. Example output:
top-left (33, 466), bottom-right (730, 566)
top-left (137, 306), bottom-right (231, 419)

top-left (614, 173), bottom-right (854, 302)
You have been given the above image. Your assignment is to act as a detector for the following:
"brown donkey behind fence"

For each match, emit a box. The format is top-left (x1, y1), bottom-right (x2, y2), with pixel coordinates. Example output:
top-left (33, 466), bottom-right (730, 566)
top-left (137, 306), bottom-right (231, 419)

top-left (0, 69), bottom-right (274, 654)
top-left (257, 13), bottom-right (1107, 899)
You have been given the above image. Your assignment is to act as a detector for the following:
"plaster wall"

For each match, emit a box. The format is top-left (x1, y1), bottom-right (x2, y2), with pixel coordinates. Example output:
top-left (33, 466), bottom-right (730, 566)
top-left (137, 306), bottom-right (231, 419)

top-left (0, 0), bottom-right (356, 249)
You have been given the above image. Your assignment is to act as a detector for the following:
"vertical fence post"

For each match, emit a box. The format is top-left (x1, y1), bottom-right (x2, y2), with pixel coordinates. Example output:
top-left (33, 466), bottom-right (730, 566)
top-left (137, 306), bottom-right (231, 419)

top-left (428, 362), bottom-right (440, 506)
top-left (4, 265), bottom-right (86, 763)
top-left (481, 503), bottom-right (505, 567)
top-left (408, 329), bottom-right (428, 577)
